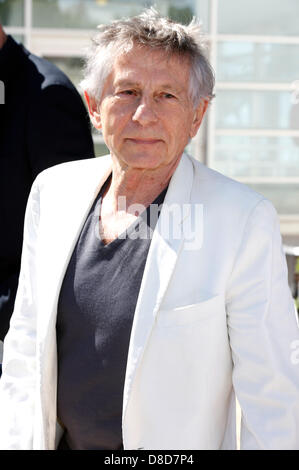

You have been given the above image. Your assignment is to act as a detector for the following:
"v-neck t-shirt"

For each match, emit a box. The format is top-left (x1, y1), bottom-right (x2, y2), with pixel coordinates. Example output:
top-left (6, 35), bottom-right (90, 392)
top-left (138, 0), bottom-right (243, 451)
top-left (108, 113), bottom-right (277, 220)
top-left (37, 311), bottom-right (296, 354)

top-left (56, 178), bottom-right (167, 450)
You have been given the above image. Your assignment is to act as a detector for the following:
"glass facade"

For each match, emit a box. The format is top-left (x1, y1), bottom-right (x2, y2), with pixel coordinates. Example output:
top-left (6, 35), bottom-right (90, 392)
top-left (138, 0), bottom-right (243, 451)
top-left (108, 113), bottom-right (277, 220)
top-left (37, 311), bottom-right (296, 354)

top-left (2, 0), bottom-right (299, 246)
top-left (44, 56), bottom-right (85, 88)
top-left (32, 0), bottom-right (202, 29)
top-left (32, 0), bottom-right (149, 29)
top-left (250, 184), bottom-right (299, 215)
top-left (209, 1), bottom-right (299, 247)
top-left (215, 136), bottom-right (299, 179)
top-left (93, 141), bottom-right (109, 158)
top-left (0, 0), bottom-right (24, 26)
top-left (217, 0), bottom-right (299, 36)
top-left (215, 90), bottom-right (294, 130)
top-left (217, 43), bottom-right (299, 83)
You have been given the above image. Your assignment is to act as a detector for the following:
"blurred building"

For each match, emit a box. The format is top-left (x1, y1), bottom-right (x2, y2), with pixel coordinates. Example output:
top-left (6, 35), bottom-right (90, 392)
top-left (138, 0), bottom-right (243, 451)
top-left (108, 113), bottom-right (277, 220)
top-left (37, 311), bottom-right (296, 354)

top-left (2, 0), bottom-right (299, 297)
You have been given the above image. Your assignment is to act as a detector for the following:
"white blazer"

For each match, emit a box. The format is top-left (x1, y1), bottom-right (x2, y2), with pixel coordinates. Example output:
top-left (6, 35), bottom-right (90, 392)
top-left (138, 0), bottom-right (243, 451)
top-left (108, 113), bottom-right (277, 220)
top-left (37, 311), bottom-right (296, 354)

top-left (0, 153), bottom-right (299, 450)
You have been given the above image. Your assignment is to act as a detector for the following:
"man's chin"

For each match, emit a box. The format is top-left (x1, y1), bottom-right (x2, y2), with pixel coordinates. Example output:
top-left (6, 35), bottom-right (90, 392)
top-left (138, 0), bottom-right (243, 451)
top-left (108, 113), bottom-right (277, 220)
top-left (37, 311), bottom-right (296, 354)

top-left (117, 153), bottom-right (168, 171)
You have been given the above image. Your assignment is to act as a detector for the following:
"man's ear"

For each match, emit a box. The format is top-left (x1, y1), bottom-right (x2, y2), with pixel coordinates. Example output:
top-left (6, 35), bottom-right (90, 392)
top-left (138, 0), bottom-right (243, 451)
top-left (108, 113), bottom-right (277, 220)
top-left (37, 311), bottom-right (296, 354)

top-left (84, 91), bottom-right (102, 130)
top-left (189, 98), bottom-right (209, 139)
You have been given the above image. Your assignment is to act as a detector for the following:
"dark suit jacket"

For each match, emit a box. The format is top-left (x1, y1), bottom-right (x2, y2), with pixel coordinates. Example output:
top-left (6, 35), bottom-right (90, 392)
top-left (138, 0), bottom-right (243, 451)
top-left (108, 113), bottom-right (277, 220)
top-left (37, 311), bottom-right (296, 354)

top-left (0, 36), bottom-right (95, 340)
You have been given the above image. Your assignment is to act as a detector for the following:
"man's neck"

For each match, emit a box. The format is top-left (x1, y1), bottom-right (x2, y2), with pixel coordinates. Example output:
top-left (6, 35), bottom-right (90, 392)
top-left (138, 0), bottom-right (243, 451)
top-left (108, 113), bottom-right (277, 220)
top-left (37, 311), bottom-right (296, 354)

top-left (0, 26), bottom-right (7, 49)
top-left (104, 156), bottom-right (180, 214)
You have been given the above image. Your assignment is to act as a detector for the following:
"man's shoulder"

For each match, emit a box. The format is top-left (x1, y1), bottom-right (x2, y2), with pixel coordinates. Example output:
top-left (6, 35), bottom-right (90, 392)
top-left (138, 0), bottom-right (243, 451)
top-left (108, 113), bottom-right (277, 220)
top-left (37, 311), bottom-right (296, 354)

top-left (6, 38), bottom-right (78, 97)
top-left (187, 154), bottom-right (279, 237)
top-left (36, 155), bottom-right (111, 188)
top-left (26, 52), bottom-right (75, 91)
top-left (5, 36), bottom-right (74, 91)
top-left (189, 155), bottom-right (266, 208)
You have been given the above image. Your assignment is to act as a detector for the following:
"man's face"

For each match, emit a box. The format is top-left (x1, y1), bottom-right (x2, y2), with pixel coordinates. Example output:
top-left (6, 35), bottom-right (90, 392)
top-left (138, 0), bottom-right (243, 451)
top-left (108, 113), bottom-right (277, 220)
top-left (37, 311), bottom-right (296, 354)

top-left (90, 46), bottom-right (207, 171)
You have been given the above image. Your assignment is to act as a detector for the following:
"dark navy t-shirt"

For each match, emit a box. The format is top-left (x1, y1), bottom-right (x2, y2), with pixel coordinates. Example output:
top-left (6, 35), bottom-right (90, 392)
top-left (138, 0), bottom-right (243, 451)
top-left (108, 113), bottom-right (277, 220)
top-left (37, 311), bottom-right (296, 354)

top-left (56, 178), bottom-right (167, 450)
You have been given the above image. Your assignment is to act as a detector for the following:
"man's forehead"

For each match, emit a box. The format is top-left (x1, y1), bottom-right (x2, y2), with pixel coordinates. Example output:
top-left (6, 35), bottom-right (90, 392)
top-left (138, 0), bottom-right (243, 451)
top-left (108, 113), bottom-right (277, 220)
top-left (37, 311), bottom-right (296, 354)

top-left (115, 46), bottom-right (190, 67)
top-left (111, 47), bottom-right (191, 85)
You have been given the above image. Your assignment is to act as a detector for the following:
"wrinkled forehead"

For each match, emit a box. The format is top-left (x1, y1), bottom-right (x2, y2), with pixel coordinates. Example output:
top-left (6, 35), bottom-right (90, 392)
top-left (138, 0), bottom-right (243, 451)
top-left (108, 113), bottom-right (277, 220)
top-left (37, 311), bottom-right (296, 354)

top-left (114, 43), bottom-right (191, 71)
top-left (109, 45), bottom-right (192, 87)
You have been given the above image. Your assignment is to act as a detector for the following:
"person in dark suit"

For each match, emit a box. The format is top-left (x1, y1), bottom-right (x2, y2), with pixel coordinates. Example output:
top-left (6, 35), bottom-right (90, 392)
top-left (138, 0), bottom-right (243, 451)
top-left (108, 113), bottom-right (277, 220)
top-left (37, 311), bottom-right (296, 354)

top-left (0, 25), bottom-right (95, 344)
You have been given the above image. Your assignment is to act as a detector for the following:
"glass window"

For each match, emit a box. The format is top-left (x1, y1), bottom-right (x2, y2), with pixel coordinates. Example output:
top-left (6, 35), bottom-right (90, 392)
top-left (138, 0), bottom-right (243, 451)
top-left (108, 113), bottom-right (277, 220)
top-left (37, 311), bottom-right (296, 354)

top-left (32, 0), bottom-right (200, 29)
top-left (167, 0), bottom-right (196, 25)
top-left (44, 56), bottom-right (85, 88)
top-left (168, 0), bottom-right (209, 30)
top-left (213, 135), bottom-right (299, 178)
top-left (0, 0), bottom-right (24, 26)
top-left (218, 0), bottom-right (299, 36)
top-left (217, 42), bottom-right (299, 83)
top-left (94, 141), bottom-right (109, 158)
top-left (32, 0), bottom-right (146, 29)
top-left (248, 184), bottom-right (299, 215)
top-left (215, 90), bottom-right (296, 130)
top-left (195, 0), bottom-right (209, 32)
top-left (10, 34), bottom-right (25, 44)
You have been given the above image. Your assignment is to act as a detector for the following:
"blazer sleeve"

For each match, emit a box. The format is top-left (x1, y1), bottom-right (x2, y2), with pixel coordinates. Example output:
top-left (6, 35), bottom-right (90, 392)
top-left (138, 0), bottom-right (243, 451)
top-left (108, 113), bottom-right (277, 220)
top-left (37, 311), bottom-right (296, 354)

top-left (0, 177), bottom-right (40, 449)
top-left (226, 198), bottom-right (299, 449)
top-left (27, 83), bottom-right (95, 179)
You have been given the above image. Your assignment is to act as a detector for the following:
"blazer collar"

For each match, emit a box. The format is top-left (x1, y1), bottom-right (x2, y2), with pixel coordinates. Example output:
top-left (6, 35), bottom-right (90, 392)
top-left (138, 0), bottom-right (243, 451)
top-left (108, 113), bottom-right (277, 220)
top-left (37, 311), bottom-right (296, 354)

top-left (37, 156), bottom-right (112, 341)
top-left (122, 152), bottom-right (195, 430)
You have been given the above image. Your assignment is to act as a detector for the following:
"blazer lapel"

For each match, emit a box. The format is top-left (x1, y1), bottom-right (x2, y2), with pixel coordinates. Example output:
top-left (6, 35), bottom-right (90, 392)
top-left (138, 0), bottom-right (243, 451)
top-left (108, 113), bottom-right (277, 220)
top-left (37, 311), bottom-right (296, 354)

top-left (36, 156), bottom-right (112, 343)
top-left (122, 153), bottom-right (194, 428)
top-left (34, 156), bottom-right (112, 448)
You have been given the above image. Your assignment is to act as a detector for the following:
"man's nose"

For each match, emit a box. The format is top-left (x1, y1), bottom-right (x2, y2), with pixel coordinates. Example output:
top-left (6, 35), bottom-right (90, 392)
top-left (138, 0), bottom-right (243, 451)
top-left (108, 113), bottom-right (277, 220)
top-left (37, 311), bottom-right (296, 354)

top-left (132, 97), bottom-right (158, 126)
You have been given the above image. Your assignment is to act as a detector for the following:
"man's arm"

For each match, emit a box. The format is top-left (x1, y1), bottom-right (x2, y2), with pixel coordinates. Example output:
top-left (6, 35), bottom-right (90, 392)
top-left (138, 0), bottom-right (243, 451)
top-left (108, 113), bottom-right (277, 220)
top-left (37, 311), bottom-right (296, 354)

top-left (27, 83), bottom-right (95, 179)
top-left (0, 178), bottom-right (40, 449)
top-left (227, 198), bottom-right (299, 449)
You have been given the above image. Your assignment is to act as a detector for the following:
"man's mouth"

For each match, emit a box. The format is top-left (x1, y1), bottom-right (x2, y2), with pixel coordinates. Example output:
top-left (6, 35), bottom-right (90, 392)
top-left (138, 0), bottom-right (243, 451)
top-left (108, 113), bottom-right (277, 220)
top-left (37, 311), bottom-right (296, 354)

top-left (126, 138), bottom-right (163, 145)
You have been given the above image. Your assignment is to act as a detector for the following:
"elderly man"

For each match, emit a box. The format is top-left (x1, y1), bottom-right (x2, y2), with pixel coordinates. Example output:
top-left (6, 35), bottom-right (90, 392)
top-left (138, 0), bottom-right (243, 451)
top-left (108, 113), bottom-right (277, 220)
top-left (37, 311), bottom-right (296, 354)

top-left (0, 9), bottom-right (298, 450)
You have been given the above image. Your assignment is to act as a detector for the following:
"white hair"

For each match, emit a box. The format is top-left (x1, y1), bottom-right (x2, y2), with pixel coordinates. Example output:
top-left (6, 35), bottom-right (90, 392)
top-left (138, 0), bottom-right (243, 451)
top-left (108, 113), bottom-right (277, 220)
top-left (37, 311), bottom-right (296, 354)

top-left (80, 8), bottom-right (215, 107)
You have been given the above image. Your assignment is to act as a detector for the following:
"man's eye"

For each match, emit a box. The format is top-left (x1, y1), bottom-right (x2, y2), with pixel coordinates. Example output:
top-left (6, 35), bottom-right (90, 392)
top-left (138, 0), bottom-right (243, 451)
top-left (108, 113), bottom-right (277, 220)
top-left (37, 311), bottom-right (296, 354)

top-left (120, 90), bottom-right (135, 96)
top-left (163, 93), bottom-right (175, 99)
